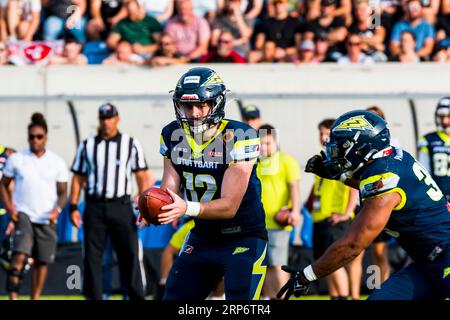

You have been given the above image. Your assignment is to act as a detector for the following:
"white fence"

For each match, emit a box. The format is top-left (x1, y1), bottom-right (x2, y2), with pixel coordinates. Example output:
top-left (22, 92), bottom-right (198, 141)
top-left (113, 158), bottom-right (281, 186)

top-left (1, 63), bottom-right (449, 200)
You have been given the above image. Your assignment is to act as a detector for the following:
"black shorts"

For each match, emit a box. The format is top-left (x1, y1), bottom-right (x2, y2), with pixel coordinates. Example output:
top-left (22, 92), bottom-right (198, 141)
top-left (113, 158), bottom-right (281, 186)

top-left (13, 212), bottom-right (57, 264)
top-left (313, 219), bottom-right (351, 260)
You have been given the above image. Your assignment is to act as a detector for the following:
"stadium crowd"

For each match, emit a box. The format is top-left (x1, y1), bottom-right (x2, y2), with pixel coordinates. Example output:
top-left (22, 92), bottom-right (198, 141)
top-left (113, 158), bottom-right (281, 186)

top-left (0, 0), bottom-right (449, 66)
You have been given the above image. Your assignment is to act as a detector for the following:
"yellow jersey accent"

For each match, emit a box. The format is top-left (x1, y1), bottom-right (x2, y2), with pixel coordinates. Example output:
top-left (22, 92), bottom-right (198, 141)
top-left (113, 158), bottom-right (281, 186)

top-left (443, 267), bottom-right (450, 279)
top-left (169, 220), bottom-right (196, 251)
top-left (311, 177), bottom-right (354, 223)
top-left (232, 247), bottom-right (250, 255)
top-left (251, 244), bottom-right (267, 300)
top-left (362, 187), bottom-right (407, 211)
top-left (437, 131), bottom-right (450, 146)
top-left (183, 120), bottom-right (229, 156)
top-left (257, 151), bottom-right (301, 230)
top-left (334, 115), bottom-right (373, 131)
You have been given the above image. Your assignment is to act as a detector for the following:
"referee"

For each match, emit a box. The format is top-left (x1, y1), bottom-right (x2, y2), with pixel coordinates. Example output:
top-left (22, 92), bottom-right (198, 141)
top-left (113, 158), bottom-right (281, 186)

top-left (69, 103), bottom-right (154, 300)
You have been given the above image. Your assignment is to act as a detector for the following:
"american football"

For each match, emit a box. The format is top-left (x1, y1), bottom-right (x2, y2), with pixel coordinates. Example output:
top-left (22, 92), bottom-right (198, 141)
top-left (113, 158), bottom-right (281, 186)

top-left (138, 187), bottom-right (174, 226)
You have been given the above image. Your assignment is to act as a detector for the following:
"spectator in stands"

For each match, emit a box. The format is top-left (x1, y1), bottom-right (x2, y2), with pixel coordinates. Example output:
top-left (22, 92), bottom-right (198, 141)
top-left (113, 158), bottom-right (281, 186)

top-left (390, 0), bottom-right (435, 59)
top-left (258, 40), bottom-right (280, 62)
top-left (338, 34), bottom-right (375, 64)
top-left (391, 30), bottom-right (421, 62)
top-left (303, 0), bottom-right (348, 61)
top-left (211, 0), bottom-right (253, 57)
top-left (103, 40), bottom-right (144, 64)
top-left (250, 0), bottom-right (302, 63)
top-left (42, 0), bottom-right (87, 43)
top-left (86, 0), bottom-right (126, 41)
top-left (200, 30), bottom-right (246, 63)
top-left (333, 0), bottom-right (352, 26)
top-left (147, 33), bottom-right (187, 66)
top-left (192, 0), bottom-right (221, 22)
top-left (310, 31), bottom-right (332, 62)
top-left (240, 0), bottom-right (264, 23)
top-left (0, 113), bottom-right (68, 300)
top-left (436, 0), bottom-right (450, 42)
top-left (7, 0), bottom-right (41, 41)
top-left (349, 0), bottom-right (387, 62)
top-left (139, 0), bottom-right (174, 25)
top-left (0, 0), bottom-right (7, 41)
top-left (0, 40), bottom-right (8, 64)
top-left (298, 39), bottom-right (315, 63)
top-left (49, 35), bottom-right (88, 65)
top-left (164, 0), bottom-right (211, 62)
top-left (257, 124), bottom-right (301, 300)
top-left (241, 104), bottom-right (261, 129)
top-left (107, 0), bottom-right (162, 56)
top-left (433, 38), bottom-right (450, 61)
top-left (421, 0), bottom-right (440, 25)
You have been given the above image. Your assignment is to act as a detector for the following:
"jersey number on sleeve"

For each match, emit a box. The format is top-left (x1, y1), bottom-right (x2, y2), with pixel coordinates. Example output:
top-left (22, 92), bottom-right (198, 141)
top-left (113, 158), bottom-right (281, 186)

top-left (183, 172), bottom-right (217, 202)
top-left (413, 162), bottom-right (444, 201)
top-left (432, 153), bottom-right (450, 177)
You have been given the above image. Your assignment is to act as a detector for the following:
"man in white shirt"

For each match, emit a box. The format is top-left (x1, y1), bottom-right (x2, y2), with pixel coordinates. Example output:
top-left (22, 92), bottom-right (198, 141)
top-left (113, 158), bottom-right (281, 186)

top-left (0, 113), bottom-right (68, 300)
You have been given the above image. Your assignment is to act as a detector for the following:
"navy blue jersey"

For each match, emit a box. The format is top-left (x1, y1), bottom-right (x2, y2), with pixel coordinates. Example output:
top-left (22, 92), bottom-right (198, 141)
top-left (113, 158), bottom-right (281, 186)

top-left (359, 147), bottom-right (450, 262)
top-left (418, 131), bottom-right (450, 198)
top-left (160, 119), bottom-right (267, 240)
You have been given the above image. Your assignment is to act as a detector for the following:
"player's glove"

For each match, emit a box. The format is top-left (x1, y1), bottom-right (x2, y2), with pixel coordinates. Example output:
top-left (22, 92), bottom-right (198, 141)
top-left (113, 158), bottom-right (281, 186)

top-left (277, 265), bottom-right (311, 300)
top-left (305, 151), bottom-right (343, 180)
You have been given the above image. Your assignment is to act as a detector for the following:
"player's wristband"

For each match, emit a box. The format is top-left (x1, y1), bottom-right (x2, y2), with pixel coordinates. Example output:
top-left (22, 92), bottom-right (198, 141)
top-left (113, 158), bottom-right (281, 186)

top-left (303, 265), bottom-right (317, 281)
top-left (185, 201), bottom-right (201, 217)
top-left (69, 204), bottom-right (78, 213)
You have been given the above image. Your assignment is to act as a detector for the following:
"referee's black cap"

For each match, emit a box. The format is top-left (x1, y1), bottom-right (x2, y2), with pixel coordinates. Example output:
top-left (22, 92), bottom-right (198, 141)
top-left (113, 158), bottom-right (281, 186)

top-left (99, 103), bottom-right (119, 119)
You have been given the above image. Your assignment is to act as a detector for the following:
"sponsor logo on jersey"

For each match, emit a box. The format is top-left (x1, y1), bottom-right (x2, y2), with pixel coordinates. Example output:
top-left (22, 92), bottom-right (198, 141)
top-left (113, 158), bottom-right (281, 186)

top-left (334, 115), bottom-right (374, 132)
top-left (184, 245), bottom-right (194, 254)
top-left (232, 247), bottom-right (250, 255)
top-left (208, 151), bottom-right (223, 157)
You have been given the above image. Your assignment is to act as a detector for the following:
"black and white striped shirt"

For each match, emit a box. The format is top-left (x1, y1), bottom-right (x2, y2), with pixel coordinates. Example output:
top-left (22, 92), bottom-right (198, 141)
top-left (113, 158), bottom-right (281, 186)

top-left (71, 133), bottom-right (148, 199)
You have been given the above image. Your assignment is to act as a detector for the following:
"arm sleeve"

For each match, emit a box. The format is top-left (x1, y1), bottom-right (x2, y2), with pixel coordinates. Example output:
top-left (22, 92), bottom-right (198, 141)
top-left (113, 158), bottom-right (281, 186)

top-left (390, 22), bottom-right (403, 43)
top-left (229, 132), bottom-right (260, 162)
top-left (198, 17), bottom-right (211, 44)
top-left (359, 170), bottom-right (406, 210)
top-left (31, 0), bottom-right (41, 12)
top-left (71, 141), bottom-right (88, 176)
top-left (131, 138), bottom-right (149, 172)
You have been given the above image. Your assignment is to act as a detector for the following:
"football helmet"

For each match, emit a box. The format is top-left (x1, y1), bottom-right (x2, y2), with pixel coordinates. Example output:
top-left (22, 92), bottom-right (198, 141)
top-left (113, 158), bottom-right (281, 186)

top-left (435, 97), bottom-right (450, 133)
top-left (325, 110), bottom-right (391, 179)
top-left (172, 67), bottom-right (227, 134)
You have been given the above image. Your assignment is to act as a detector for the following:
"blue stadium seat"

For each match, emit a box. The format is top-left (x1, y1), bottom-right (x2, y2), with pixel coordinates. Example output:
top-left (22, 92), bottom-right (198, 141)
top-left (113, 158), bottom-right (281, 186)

top-left (57, 202), bottom-right (85, 243)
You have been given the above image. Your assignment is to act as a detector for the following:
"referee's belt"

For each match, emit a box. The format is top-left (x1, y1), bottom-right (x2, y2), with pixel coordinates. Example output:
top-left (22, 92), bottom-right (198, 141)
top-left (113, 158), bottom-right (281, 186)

top-left (86, 195), bottom-right (131, 203)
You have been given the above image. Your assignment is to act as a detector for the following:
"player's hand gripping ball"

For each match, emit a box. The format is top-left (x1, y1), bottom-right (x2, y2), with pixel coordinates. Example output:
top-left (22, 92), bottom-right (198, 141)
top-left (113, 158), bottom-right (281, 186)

top-left (138, 187), bottom-right (174, 226)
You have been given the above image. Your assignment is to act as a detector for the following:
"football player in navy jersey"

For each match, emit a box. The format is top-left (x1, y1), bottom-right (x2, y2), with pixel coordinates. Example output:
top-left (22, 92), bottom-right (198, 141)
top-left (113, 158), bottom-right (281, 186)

top-left (418, 97), bottom-right (450, 200)
top-left (146, 67), bottom-right (268, 300)
top-left (279, 110), bottom-right (450, 300)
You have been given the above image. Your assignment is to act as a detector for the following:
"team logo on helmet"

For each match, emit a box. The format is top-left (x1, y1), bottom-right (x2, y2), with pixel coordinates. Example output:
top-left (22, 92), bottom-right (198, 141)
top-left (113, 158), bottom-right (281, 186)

top-left (203, 72), bottom-right (224, 86)
top-left (334, 115), bottom-right (374, 132)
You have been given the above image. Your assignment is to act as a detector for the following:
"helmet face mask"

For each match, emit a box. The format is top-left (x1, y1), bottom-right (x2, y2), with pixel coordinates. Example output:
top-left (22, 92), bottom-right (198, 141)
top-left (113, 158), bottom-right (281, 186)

top-left (173, 67), bottom-right (227, 135)
top-left (435, 97), bottom-right (450, 133)
top-left (325, 111), bottom-right (391, 179)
